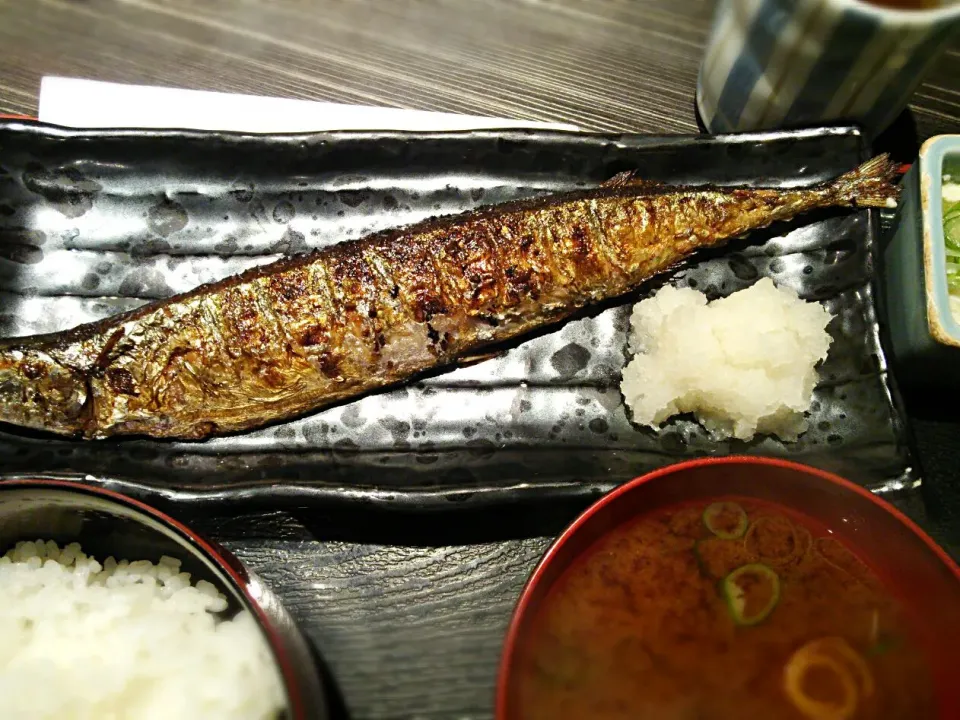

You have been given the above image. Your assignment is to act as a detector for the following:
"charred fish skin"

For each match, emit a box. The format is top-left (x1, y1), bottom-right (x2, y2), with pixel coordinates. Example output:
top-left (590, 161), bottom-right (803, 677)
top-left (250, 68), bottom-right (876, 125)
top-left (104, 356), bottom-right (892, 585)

top-left (0, 155), bottom-right (899, 440)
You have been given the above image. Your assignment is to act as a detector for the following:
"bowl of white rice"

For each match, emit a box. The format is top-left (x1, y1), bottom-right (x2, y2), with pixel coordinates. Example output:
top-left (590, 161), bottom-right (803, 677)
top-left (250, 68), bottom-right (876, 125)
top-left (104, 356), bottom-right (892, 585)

top-left (0, 478), bottom-right (329, 720)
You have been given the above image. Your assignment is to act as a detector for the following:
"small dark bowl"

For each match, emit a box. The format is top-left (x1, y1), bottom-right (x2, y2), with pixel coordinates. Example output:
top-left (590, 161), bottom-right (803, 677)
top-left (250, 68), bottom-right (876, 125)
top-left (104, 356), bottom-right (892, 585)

top-left (496, 456), bottom-right (960, 719)
top-left (0, 478), bottom-right (328, 720)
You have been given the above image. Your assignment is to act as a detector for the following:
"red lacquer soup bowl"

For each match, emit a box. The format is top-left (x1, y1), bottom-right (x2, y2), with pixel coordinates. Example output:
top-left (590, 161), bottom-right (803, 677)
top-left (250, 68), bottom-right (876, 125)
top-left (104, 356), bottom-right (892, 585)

top-left (496, 457), bottom-right (960, 720)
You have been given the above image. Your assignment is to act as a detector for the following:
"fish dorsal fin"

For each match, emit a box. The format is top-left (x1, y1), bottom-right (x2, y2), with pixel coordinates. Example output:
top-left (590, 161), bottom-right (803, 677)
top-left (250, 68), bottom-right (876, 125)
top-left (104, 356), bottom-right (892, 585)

top-left (600, 171), bottom-right (667, 191)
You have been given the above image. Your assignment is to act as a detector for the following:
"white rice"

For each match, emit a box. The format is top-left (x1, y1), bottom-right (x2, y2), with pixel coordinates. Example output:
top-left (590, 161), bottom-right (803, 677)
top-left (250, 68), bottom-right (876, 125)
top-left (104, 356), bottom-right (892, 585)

top-left (619, 278), bottom-right (833, 441)
top-left (0, 540), bottom-right (286, 720)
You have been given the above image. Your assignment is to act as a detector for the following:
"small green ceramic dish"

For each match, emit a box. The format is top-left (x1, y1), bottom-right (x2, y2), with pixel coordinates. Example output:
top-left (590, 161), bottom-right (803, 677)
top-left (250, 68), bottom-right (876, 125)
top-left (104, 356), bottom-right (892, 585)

top-left (882, 135), bottom-right (960, 388)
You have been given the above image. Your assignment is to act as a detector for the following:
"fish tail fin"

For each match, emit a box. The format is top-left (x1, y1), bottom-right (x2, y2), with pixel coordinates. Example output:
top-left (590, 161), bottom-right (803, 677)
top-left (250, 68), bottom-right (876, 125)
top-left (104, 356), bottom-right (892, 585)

top-left (829, 154), bottom-right (901, 209)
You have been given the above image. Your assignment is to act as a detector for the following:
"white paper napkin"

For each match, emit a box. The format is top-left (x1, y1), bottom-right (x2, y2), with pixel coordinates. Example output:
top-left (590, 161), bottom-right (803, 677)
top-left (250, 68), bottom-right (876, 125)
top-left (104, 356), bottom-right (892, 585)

top-left (38, 76), bottom-right (581, 133)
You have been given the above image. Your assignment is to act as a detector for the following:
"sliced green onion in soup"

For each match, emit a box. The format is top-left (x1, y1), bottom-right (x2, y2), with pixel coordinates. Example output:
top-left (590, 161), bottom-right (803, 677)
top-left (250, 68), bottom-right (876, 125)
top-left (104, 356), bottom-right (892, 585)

top-left (702, 502), bottom-right (748, 539)
top-left (722, 563), bottom-right (781, 626)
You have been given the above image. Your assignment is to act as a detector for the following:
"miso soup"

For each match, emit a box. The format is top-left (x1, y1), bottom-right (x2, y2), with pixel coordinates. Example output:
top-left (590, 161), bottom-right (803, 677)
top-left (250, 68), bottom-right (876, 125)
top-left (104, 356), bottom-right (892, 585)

top-left (510, 498), bottom-right (936, 719)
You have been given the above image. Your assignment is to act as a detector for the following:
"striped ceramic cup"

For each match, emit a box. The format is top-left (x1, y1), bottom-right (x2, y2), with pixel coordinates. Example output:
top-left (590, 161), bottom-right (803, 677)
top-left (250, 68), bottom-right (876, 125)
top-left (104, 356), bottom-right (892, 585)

top-left (697, 0), bottom-right (960, 137)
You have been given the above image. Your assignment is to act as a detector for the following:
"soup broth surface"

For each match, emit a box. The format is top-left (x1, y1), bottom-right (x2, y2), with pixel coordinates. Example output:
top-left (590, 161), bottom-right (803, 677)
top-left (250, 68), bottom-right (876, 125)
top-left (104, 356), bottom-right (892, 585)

top-left (512, 498), bottom-right (935, 720)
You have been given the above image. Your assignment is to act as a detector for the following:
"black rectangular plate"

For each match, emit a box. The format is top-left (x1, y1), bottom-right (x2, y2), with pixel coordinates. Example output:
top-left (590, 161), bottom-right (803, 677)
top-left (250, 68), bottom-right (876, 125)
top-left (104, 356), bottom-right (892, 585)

top-left (0, 122), bottom-right (918, 510)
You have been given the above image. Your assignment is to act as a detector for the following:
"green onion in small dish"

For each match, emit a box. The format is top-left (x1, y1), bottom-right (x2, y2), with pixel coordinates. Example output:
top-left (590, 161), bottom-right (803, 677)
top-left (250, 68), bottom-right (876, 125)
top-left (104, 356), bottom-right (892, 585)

top-left (943, 177), bottom-right (960, 317)
top-left (881, 134), bottom-right (960, 387)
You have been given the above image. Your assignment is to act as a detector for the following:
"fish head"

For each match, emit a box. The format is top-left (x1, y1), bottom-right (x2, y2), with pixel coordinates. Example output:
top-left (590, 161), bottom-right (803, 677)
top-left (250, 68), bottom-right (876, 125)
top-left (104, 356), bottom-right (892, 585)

top-left (0, 347), bottom-right (88, 437)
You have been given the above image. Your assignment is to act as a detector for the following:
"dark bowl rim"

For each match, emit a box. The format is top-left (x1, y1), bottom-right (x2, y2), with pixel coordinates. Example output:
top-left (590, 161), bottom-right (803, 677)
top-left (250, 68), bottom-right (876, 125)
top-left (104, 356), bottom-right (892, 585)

top-left (0, 477), bottom-right (307, 720)
top-left (494, 454), bottom-right (960, 719)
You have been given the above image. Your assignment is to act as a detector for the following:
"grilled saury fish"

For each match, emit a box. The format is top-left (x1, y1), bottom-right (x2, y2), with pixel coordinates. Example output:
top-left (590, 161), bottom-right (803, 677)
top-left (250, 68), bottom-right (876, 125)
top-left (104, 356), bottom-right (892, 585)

top-left (0, 156), bottom-right (899, 439)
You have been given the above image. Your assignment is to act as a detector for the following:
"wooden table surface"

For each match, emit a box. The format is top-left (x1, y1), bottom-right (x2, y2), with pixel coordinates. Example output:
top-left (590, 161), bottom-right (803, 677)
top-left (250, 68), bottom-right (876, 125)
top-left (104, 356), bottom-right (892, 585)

top-left (1, 1), bottom-right (959, 719)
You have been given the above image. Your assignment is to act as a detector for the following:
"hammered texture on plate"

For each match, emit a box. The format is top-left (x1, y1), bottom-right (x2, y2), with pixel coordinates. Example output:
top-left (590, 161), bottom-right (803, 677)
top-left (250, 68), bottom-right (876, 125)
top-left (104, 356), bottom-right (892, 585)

top-left (0, 123), bottom-right (917, 506)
